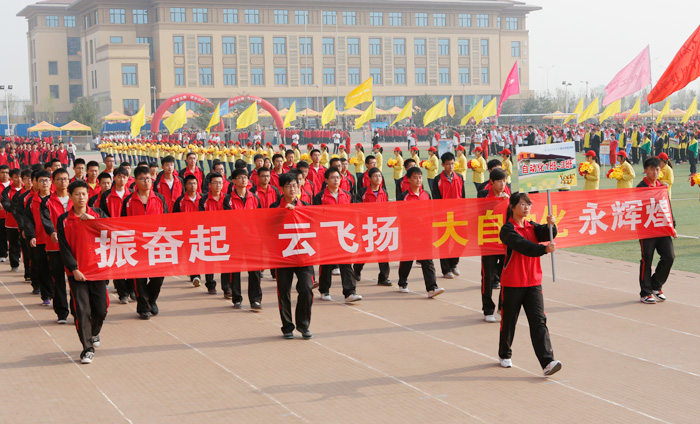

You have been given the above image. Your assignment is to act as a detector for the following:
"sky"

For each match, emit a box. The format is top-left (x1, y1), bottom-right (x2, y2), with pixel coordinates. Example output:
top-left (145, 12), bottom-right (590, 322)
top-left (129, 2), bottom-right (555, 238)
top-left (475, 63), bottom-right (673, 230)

top-left (1, 0), bottom-right (699, 101)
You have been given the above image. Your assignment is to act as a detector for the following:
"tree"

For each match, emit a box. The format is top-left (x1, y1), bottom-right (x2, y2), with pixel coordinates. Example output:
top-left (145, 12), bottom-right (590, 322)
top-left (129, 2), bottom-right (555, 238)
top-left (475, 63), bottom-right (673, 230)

top-left (68, 97), bottom-right (101, 133)
top-left (192, 102), bottom-right (217, 130)
top-left (413, 94), bottom-right (436, 126)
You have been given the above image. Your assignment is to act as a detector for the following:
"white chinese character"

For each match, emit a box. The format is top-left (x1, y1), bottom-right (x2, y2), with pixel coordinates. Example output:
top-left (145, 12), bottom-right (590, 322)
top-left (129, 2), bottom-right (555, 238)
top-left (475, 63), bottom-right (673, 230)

top-left (362, 217), bottom-right (399, 252)
top-left (143, 227), bottom-right (184, 266)
top-left (94, 230), bottom-right (138, 268)
top-left (644, 198), bottom-right (673, 228)
top-left (189, 225), bottom-right (231, 262)
top-left (578, 203), bottom-right (608, 235)
top-left (611, 200), bottom-right (643, 231)
top-left (279, 223), bottom-right (317, 258)
top-left (320, 221), bottom-right (358, 253)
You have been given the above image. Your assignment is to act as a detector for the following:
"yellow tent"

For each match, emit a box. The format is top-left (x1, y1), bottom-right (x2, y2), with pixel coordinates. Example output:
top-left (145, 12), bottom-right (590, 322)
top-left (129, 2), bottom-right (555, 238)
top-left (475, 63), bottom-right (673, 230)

top-left (102, 111), bottom-right (131, 121)
top-left (277, 108), bottom-right (289, 117)
top-left (543, 111), bottom-right (569, 120)
top-left (375, 107), bottom-right (391, 116)
top-left (338, 107), bottom-right (363, 116)
top-left (299, 108), bottom-right (320, 117)
top-left (638, 108), bottom-right (661, 118)
top-left (60, 120), bottom-right (92, 132)
top-left (667, 108), bottom-right (686, 118)
top-left (185, 109), bottom-right (197, 118)
top-left (387, 106), bottom-right (404, 115)
top-left (28, 121), bottom-right (61, 132)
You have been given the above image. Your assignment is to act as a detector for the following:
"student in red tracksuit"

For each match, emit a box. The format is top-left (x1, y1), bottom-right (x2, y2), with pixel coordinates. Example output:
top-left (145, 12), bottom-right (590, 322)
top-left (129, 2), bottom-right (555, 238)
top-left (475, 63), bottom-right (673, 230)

top-left (198, 172), bottom-right (232, 296)
top-left (154, 155), bottom-right (184, 211)
top-left (24, 170), bottom-right (54, 305)
top-left (85, 161), bottom-right (101, 199)
top-left (282, 150), bottom-right (296, 172)
top-left (88, 172), bottom-right (112, 208)
top-left (294, 161), bottom-right (315, 202)
top-left (252, 167), bottom-right (280, 208)
top-left (270, 172), bottom-right (314, 339)
top-left (173, 175), bottom-right (204, 288)
top-left (431, 152), bottom-right (466, 279)
top-left (121, 166), bottom-right (168, 320)
top-left (228, 168), bottom-right (263, 309)
top-left (14, 169), bottom-right (35, 285)
top-left (498, 192), bottom-right (561, 376)
top-left (353, 167), bottom-right (391, 285)
top-left (307, 149), bottom-right (326, 195)
top-left (1, 168), bottom-right (25, 272)
top-left (313, 167), bottom-right (362, 303)
top-left (0, 165), bottom-right (10, 261)
top-left (270, 154), bottom-right (285, 189)
top-left (397, 167), bottom-right (445, 298)
top-left (57, 180), bottom-right (109, 364)
top-left (182, 152), bottom-right (204, 192)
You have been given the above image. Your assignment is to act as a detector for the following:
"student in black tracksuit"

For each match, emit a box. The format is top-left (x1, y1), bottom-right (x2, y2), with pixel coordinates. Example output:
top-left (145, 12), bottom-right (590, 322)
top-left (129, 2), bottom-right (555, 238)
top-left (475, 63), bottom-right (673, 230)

top-left (431, 152), bottom-right (466, 279)
top-left (498, 192), bottom-right (561, 376)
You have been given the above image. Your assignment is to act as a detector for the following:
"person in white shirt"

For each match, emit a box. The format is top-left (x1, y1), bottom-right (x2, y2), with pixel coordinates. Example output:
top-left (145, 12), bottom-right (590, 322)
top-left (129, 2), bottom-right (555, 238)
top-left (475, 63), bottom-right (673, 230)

top-left (332, 130), bottom-right (341, 154)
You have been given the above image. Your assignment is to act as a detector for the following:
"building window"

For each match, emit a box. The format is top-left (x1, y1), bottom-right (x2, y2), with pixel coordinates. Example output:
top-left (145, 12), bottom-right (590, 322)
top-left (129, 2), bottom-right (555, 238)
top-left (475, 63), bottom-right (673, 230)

top-left (133, 9), bottom-right (148, 24)
top-left (458, 39), bottom-right (470, 56)
top-left (46, 16), bottom-right (59, 27)
top-left (323, 11), bottom-right (336, 25)
top-left (274, 10), bottom-right (288, 24)
top-left (459, 67), bottom-right (470, 84)
top-left (389, 12), bottom-right (402, 26)
top-left (295, 10), bottom-right (308, 25)
top-left (273, 37), bottom-right (286, 55)
top-left (48, 61), bottom-right (58, 75)
top-left (415, 68), bottom-right (426, 84)
top-left (49, 85), bottom-right (59, 99)
top-left (64, 16), bottom-right (76, 27)
top-left (67, 38), bottom-right (81, 55)
top-left (511, 41), bottom-right (520, 57)
top-left (322, 38), bottom-right (334, 55)
top-left (369, 38), bottom-right (381, 55)
top-left (506, 17), bottom-right (519, 30)
top-left (481, 67), bottom-right (489, 84)
top-left (222, 37), bottom-right (236, 55)
top-left (415, 13), bottom-right (427, 26)
top-left (224, 9), bottom-right (238, 23)
top-left (110, 36), bottom-right (122, 43)
top-left (434, 13), bottom-right (446, 27)
top-left (123, 99), bottom-right (139, 115)
top-left (69, 84), bottom-right (82, 103)
top-left (370, 12), bottom-right (383, 26)
top-left (370, 67), bottom-right (382, 84)
top-left (244, 9), bottom-right (259, 24)
top-left (300, 68), bottom-right (313, 85)
top-left (251, 68), bottom-right (264, 85)
top-left (224, 68), bottom-right (237, 85)
top-left (68, 61), bottom-right (81, 79)
top-left (198, 36), bottom-right (212, 55)
top-left (394, 38), bottom-right (405, 56)
top-left (348, 68), bottom-right (360, 85)
top-left (394, 67), bottom-right (406, 85)
top-left (199, 67), bottom-right (212, 85)
top-left (137, 37), bottom-right (154, 61)
top-left (323, 68), bottom-right (336, 85)
top-left (274, 68), bottom-right (287, 85)
top-left (439, 67), bottom-right (450, 84)
top-left (459, 13), bottom-right (471, 27)
top-left (174, 68), bottom-right (185, 86)
top-left (347, 38), bottom-right (359, 55)
top-left (110, 9), bottom-right (126, 24)
top-left (415, 38), bottom-right (426, 56)
top-left (438, 39), bottom-right (449, 56)
top-left (480, 39), bottom-right (489, 56)
top-left (171, 8), bottom-right (186, 22)
top-left (173, 36), bottom-right (183, 55)
top-left (343, 11), bottom-right (356, 25)
top-left (192, 8), bottom-right (208, 23)
top-left (300, 37), bottom-right (312, 55)
top-left (250, 37), bottom-right (263, 55)
top-left (122, 65), bottom-right (137, 86)
top-left (477, 14), bottom-right (489, 27)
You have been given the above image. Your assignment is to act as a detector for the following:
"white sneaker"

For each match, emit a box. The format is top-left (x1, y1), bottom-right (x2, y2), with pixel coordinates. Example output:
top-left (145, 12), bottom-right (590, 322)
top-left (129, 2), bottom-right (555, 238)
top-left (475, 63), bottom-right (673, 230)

top-left (56, 319), bottom-right (67, 325)
top-left (320, 293), bottom-right (332, 301)
top-left (332, 268), bottom-right (341, 275)
top-left (652, 290), bottom-right (666, 302)
top-left (0, 257), bottom-right (6, 263)
top-left (543, 360), bottom-right (562, 376)
top-left (484, 315), bottom-right (497, 323)
top-left (398, 286), bottom-right (409, 293)
top-left (443, 272), bottom-right (455, 279)
top-left (499, 357), bottom-right (512, 368)
top-left (91, 335), bottom-right (101, 348)
top-left (451, 267), bottom-right (461, 276)
top-left (81, 351), bottom-right (94, 364)
top-left (192, 276), bottom-right (201, 287)
top-left (428, 287), bottom-right (445, 298)
top-left (345, 294), bottom-right (362, 303)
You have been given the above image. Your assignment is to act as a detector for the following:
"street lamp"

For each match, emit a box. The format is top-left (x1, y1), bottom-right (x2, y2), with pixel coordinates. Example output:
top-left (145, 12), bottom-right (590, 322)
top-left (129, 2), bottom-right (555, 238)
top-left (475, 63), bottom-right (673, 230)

top-left (538, 65), bottom-right (555, 95)
top-left (580, 80), bottom-right (589, 103)
top-left (460, 83), bottom-right (468, 109)
top-left (0, 85), bottom-right (12, 136)
top-left (562, 81), bottom-right (572, 112)
top-left (150, 85), bottom-right (157, 114)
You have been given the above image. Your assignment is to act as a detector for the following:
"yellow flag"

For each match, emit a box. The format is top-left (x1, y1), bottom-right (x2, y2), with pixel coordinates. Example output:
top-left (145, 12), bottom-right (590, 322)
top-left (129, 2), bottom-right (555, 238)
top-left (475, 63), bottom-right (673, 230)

top-left (624, 97), bottom-right (641, 124)
top-left (321, 100), bottom-right (336, 127)
top-left (448, 96), bottom-right (456, 117)
top-left (564, 98), bottom-right (583, 124)
top-left (130, 105), bottom-right (145, 138)
top-left (578, 97), bottom-right (599, 123)
top-left (655, 98), bottom-right (670, 125)
top-left (478, 98), bottom-right (497, 124)
top-left (236, 102), bottom-right (258, 129)
top-left (682, 98), bottom-right (697, 124)
top-left (423, 99), bottom-right (446, 126)
top-left (470, 100), bottom-right (485, 125)
top-left (283, 101), bottom-right (297, 128)
top-left (206, 104), bottom-right (220, 133)
top-left (354, 101), bottom-right (376, 129)
top-left (461, 99), bottom-right (483, 126)
top-left (344, 77), bottom-right (373, 109)
top-left (163, 103), bottom-right (187, 135)
top-left (391, 99), bottom-right (413, 126)
top-left (599, 99), bottom-right (621, 123)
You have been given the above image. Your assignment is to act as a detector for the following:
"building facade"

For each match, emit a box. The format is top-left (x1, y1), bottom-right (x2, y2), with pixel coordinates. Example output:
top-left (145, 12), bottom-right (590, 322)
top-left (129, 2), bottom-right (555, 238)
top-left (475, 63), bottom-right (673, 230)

top-left (19, 0), bottom-right (540, 122)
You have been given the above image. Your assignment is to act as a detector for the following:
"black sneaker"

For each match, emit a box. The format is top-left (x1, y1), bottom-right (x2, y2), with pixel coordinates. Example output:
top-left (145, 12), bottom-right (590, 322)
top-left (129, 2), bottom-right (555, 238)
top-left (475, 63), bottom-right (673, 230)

top-left (377, 280), bottom-right (392, 286)
top-left (139, 312), bottom-right (152, 320)
top-left (150, 303), bottom-right (159, 315)
top-left (233, 302), bottom-right (242, 309)
top-left (31, 288), bottom-right (40, 295)
top-left (208, 287), bottom-right (217, 295)
top-left (251, 302), bottom-right (262, 311)
top-left (300, 330), bottom-right (313, 339)
top-left (283, 333), bottom-right (294, 339)
top-left (354, 273), bottom-right (361, 281)
top-left (223, 291), bottom-right (232, 299)
top-left (130, 292), bottom-right (137, 301)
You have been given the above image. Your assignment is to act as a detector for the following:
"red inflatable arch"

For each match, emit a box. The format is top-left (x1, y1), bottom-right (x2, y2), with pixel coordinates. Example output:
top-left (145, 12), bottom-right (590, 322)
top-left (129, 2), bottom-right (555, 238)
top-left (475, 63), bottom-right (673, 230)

top-left (226, 95), bottom-right (284, 131)
top-left (150, 93), bottom-right (213, 134)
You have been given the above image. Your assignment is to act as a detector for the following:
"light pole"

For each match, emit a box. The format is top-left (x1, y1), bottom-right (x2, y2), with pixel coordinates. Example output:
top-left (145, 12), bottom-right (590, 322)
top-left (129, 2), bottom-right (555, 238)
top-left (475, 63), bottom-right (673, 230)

top-left (460, 83), bottom-right (468, 109)
top-left (580, 80), bottom-right (589, 103)
top-left (151, 85), bottom-right (157, 114)
top-left (539, 65), bottom-right (555, 95)
top-left (562, 81), bottom-right (572, 112)
top-left (0, 85), bottom-right (12, 136)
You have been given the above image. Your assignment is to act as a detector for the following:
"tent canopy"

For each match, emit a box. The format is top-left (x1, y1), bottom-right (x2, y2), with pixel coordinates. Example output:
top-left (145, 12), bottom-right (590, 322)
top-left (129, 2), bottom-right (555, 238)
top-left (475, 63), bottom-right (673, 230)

top-left (543, 111), bottom-right (569, 119)
top-left (298, 108), bottom-right (320, 117)
top-left (102, 111), bottom-right (130, 121)
top-left (60, 120), bottom-right (92, 132)
top-left (28, 121), bottom-right (60, 132)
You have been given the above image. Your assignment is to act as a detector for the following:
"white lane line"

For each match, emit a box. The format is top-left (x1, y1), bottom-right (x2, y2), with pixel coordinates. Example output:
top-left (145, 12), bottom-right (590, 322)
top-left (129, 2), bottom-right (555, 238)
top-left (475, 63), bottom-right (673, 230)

top-left (0, 279), bottom-right (134, 424)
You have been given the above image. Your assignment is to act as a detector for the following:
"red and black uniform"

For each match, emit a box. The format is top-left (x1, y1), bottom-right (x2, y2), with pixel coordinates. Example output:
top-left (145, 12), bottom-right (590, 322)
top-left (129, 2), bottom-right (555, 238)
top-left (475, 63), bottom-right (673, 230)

top-left (252, 184), bottom-right (280, 209)
top-left (307, 165), bottom-right (326, 195)
top-left (498, 217), bottom-right (557, 368)
top-left (227, 189), bottom-right (263, 306)
top-left (432, 171), bottom-right (466, 276)
top-left (353, 185), bottom-right (391, 284)
top-left (14, 188), bottom-right (35, 282)
top-left (56, 148), bottom-right (69, 167)
top-left (397, 188), bottom-right (438, 292)
top-left (24, 192), bottom-right (53, 301)
top-left (87, 181), bottom-right (101, 199)
top-left (340, 172), bottom-right (356, 197)
top-left (98, 187), bottom-right (133, 300)
top-left (0, 181), bottom-right (9, 259)
top-left (476, 187), bottom-right (508, 316)
top-left (173, 192), bottom-right (202, 285)
top-left (154, 174), bottom-right (185, 212)
top-left (1, 184), bottom-right (24, 270)
top-left (197, 192), bottom-right (232, 293)
top-left (40, 193), bottom-right (73, 321)
top-left (182, 166), bottom-right (204, 192)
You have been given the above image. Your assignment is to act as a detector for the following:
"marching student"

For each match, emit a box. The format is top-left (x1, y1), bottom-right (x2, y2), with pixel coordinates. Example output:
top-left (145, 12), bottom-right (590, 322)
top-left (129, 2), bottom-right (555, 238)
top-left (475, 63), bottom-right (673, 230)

top-left (71, 158), bottom-right (87, 182)
top-left (616, 151), bottom-right (635, 189)
top-left (249, 154), bottom-right (265, 187)
top-left (582, 151), bottom-right (600, 191)
top-left (389, 147), bottom-right (405, 199)
top-left (282, 149), bottom-right (296, 172)
top-left (454, 146), bottom-right (468, 182)
top-left (425, 147), bottom-right (439, 191)
top-left (307, 149), bottom-right (326, 195)
top-left (154, 155), bottom-right (185, 211)
top-left (498, 192), bottom-right (561, 376)
top-left (252, 167), bottom-right (281, 208)
top-left (173, 175), bottom-right (204, 288)
top-left (431, 152), bottom-right (466, 279)
top-left (353, 143), bottom-right (366, 183)
top-left (182, 152), bottom-right (204, 192)
top-left (373, 144), bottom-right (383, 171)
top-left (270, 154), bottom-right (285, 189)
top-left (1, 168), bottom-right (24, 272)
top-left (85, 161), bottom-right (101, 199)
top-left (499, 148), bottom-right (513, 191)
top-left (0, 165), bottom-right (10, 262)
top-left (338, 158), bottom-right (356, 197)
top-left (24, 170), bottom-right (54, 306)
top-left (469, 146), bottom-right (487, 192)
top-left (198, 172), bottom-right (232, 296)
top-left (657, 152), bottom-right (674, 199)
top-left (57, 180), bottom-right (109, 364)
top-left (270, 172), bottom-right (314, 339)
top-left (121, 166), bottom-right (168, 320)
top-left (396, 167), bottom-right (445, 298)
top-left (13, 168), bottom-right (37, 285)
top-left (289, 167), bottom-right (314, 204)
top-left (89, 172), bottom-right (112, 207)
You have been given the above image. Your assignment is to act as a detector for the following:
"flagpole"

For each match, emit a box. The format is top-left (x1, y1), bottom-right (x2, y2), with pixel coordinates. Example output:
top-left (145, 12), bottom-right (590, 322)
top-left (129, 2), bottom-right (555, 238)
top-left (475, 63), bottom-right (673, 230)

top-left (547, 189), bottom-right (556, 283)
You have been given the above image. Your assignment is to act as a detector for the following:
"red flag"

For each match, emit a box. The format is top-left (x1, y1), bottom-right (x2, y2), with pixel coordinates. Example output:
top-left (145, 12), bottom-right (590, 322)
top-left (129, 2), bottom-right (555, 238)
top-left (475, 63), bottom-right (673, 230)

top-left (647, 25), bottom-right (700, 104)
top-left (498, 62), bottom-right (520, 117)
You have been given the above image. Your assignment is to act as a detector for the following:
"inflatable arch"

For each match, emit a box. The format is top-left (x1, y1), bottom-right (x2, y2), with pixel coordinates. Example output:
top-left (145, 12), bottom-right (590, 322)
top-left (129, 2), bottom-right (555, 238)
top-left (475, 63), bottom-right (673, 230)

top-left (150, 93), bottom-right (213, 134)
top-left (225, 95), bottom-right (284, 130)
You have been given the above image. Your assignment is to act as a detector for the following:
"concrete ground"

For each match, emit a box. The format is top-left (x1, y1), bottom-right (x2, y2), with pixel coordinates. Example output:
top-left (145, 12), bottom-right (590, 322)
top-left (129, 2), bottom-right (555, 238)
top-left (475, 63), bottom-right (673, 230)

top-left (1, 251), bottom-right (698, 424)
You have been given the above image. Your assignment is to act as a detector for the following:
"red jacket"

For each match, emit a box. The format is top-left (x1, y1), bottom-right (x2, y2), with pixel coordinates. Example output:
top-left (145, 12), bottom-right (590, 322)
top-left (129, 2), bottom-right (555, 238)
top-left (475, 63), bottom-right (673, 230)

top-left (432, 172), bottom-right (465, 199)
top-left (499, 218), bottom-right (556, 288)
top-left (199, 193), bottom-right (230, 211)
top-left (0, 181), bottom-right (10, 219)
top-left (154, 175), bottom-right (184, 212)
top-left (56, 149), bottom-right (69, 164)
top-left (358, 186), bottom-right (388, 203)
top-left (182, 166), bottom-right (204, 192)
top-left (307, 165), bottom-right (326, 195)
top-left (121, 190), bottom-right (167, 216)
top-left (99, 187), bottom-right (131, 218)
top-left (399, 188), bottom-right (430, 201)
top-left (87, 181), bottom-right (101, 199)
top-left (26, 193), bottom-right (50, 245)
top-left (228, 190), bottom-right (261, 210)
top-left (40, 192), bottom-right (73, 251)
top-left (57, 207), bottom-right (105, 276)
top-left (173, 193), bottom-right (201, 213)
top-left (0, 153), bottom-right (7, 166)
top-left (254, 185), bottom-right (280, 208)
top-left (313, 188), bottom-right (353, 205)
top-left (1, 185), bottom-right (25, 228)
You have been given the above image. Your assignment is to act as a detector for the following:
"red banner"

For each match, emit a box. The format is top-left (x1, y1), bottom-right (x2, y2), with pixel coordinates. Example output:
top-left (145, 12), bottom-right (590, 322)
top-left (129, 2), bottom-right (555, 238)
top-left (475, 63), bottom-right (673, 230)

top-left (74, 188), bottom-right (675, 280)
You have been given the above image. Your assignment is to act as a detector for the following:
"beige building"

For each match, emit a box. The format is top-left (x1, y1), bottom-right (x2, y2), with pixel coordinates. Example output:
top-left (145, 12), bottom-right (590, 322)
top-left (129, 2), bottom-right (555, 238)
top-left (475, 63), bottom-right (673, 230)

top-left (19, 0), bottom-right (540, 122)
